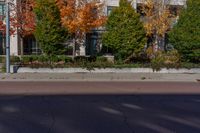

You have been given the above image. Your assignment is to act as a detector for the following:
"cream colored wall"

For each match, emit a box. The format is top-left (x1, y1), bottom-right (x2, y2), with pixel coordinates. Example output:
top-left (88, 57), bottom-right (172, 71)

top-left (10, 0), bottom-right (19, 56)
top-left (10, 34), bottom-right (19, 56)
top-left (9, 0), bottom-right (186, 56)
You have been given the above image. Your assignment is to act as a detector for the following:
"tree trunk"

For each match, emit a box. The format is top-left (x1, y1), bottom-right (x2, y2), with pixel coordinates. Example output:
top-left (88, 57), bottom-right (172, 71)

top-left (78, 32), bottom-right (86, 56)
top-left (72, 36), bottom-right (76, 60)
top-left (2, 37), bottom-right (5, 55)
top-left (20, 37), bottom-right (24, 56)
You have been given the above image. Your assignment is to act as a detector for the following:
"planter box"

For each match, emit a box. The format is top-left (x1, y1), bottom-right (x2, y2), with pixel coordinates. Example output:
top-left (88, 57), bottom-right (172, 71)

top-left (14, 67), bottom-right (200, 74)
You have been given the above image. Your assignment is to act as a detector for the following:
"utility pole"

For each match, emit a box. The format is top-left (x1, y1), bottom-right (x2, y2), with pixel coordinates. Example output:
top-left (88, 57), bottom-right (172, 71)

top-left (5, 0), bottom-right (10, 73)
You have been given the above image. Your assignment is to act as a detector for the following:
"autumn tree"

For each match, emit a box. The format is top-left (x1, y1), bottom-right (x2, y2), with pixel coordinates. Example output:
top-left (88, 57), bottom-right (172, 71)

top-left (34, 0), bottom-right (67, 61)
top-left (0, 0), bottom-right (36, 55)
top-left (102, 0), bottom-right (146, 62)
top-left (0, 1), bottom-right (18, 55)
top-left (56, 0), bottom-right (106, 58)
top-left (168, 0), bottom-right (200, 62)
top-left (15, 0), bottom-right (36, 55)
top-left (140, 0), bottom-right (172, 53)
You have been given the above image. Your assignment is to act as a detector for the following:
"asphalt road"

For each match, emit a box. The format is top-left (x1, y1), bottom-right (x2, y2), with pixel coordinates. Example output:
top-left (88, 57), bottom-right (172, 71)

top-left (0, 82), bottom-right (200, 133)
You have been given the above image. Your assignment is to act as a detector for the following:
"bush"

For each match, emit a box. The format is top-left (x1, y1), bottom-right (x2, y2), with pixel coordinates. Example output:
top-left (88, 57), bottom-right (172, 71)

top-left (180, 62), bottom-right (200, 69)
top-left (37, 55), bottom-right (49, 63)
top-left (151, 51), bottom-right (165, 71)
top-left (96, 56), bottom-right (108, 62)
top-left (59, 56), bottom-right (72, 63)
top-left (79, 60), bottom-right (114, 71)
top-left (74, 56), bottom-right (88, 63)
top-left (21, 56), bottom-right (32, 64)
top-left (1, 63), bottom-right (6, 72)
top-left (0, 56), bottom-right (20, 64)
top-left (164, 50), bottom-right (180, 68)
top-left (10, 56), bottom-right (20, 64)
top-left (88, 56), bottom-right (96, 62)
top-left (50, 55), bottom-right (73, 63)
top-left (21, 55), bottom-right (40, 64)
top-left (0, 56), bottom-right (5, 63)
top-left (150, 50), bottom-right (181, 71)
top-left (21, 55), bottom-right (73, 67)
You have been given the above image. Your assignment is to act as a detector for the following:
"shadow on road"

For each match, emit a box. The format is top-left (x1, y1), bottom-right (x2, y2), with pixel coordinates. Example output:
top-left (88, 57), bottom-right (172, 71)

top-left (0, 94), bottom-right (200, 133)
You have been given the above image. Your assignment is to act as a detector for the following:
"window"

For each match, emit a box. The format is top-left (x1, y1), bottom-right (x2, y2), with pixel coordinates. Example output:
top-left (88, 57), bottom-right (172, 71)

top-left (0, 4), bottom-right (5, 20)
top-left (107, 6), bottom-right (116, 16)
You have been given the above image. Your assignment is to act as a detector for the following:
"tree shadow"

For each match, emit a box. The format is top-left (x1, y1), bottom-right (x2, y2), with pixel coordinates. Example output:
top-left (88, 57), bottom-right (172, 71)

top-left (0, 94), bottom-right (200, 133)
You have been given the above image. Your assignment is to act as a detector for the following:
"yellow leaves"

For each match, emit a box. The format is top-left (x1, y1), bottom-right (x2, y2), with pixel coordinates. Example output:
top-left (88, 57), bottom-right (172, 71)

top-left (156, 10), bottom-right (171, 37)
top-left (141, 0), bottom-right (172, 38)
top-left (144, 22), bottom-right (154, 37)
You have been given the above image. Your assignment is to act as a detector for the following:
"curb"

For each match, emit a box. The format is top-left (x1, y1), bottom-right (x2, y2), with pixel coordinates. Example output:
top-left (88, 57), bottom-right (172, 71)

top-left (13, 67), bottom-right (200, 74)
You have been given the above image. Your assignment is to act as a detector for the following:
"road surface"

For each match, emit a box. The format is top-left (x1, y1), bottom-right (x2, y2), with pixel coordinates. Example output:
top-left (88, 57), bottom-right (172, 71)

top-left (0, 82), bottom-right (200, 133)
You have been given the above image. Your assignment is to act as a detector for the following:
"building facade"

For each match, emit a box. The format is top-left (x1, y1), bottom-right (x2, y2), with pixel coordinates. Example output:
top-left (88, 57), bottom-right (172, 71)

top-left (0, 0), bottom-right (186, 56)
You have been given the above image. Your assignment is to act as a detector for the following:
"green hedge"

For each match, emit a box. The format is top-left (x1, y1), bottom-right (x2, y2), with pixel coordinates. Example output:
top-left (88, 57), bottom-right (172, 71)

top-left (1, 55), bottom-right (200, 70)
top-left (0, 56), bottom-right (20, 64)
top-left (21, 55), bottom-right (73, 64)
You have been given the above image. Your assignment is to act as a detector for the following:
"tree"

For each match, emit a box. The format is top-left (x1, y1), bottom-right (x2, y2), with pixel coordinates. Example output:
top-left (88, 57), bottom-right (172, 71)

top-left (16, 0), bottom-right (36, 55)
top-left (0, 0), bottom-right (36, 55)
top-left (34, 0), bottom-right (67, 61)
top-left (56, 0), bottom-right (106, 58)
top-left (140, 0), bottom-right (172, 52)
top-left (168, 0), bottom-right (200, 62)
top-left (0, 1), bottom-right (18, 55)
top-left (102, 0), bottom-right (146, 62)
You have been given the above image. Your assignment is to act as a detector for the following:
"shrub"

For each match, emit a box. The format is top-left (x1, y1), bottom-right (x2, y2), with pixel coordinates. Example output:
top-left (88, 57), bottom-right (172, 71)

top-left (31, 55), bottom-right (39, 62)
top-left (0, 56), bottom-right (5, 63)
top-left (37, 55), bottom-right (50, 63)
top-left (21, 56), bottom-right (32, 64)
top-left (180, 62), bottom-right (200, 69)
top-left (51, 56), bottom-right (60, 63)
top-left (151, 51), bottom-right (165, 71)
top-left (96, 56), bottom-right (108, 62)
top-left (150, 50), bottom-right (181, 71)
top-left (21, 55), bottom-right (40, 64)
top-left (10, 56), bottom-right (20, 64)
top-left (164, 50), bottom-right (180, 68)
top-left (74, 56), bottom-right (88, 63)
top-left (63, 56), bottom-right (73, 63)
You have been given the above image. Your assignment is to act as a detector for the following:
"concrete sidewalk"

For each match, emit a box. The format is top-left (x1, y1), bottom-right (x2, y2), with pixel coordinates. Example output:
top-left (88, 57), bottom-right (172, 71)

top-left (0, 73), bottom-right (199, 82)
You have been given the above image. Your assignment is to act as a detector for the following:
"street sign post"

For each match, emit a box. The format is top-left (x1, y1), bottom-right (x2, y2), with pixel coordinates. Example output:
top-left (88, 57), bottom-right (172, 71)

top-left (6, 0), bottom-right (10, 73)
top-left (0, 0), bottom-right (11, 73)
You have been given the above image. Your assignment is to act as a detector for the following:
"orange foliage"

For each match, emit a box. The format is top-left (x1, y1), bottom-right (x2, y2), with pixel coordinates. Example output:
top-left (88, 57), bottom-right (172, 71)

top-left (0, 17), bottom-right (16, 36)
top-left (0, 0), bottom-right (35, 37)
top-left (0, 21), bottom-right (6, 35)
top-left (15, 0), bottom-right (36, 37)
top-left (56, 0), bottom-right (106, 34)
